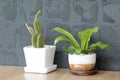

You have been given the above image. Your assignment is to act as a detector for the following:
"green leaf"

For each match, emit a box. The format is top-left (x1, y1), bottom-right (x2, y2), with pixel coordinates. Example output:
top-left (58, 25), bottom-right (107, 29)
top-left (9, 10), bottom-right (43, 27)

top-left (26, 24), bottom-right (36, 36)
top-left (89, 41), bottom-right (112, 51)
top-left (35, 10), bottom-right (41, 18)
top-left (62, 46), bottom-right (76, 55)
top-left (78, 26), bottom-right (98, 50)
top-left (31, 35), bottom-right (37, 48)
top-left (53, 27), bottom-right (80, 48)
top-left (37, 34), bottom-right (44, 48)
top-left (62, 47), bottom-right (69, 55)
top-left (54, 36), bottom-right (70, 45)
top-left (63, 46), bottom-right (82, 55)
top-left (33, 10), bottom-right (43, 34)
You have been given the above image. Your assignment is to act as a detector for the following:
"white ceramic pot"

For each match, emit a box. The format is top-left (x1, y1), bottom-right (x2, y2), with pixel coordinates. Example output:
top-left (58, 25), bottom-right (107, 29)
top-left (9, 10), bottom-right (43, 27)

top-left (68, 53), bottom-right (96, 71)
top-left (23, 45), bottom-right (57, 73)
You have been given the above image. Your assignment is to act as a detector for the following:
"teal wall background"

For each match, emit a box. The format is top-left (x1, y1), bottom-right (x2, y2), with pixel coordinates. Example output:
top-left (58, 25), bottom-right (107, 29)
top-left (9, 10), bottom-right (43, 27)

top-left (0, 0), bottom-right (120, 70)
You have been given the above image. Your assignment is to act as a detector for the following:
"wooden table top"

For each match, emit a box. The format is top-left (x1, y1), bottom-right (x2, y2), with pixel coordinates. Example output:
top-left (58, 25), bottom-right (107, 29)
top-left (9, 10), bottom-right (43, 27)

top-left (0, 66), bottom-right (120, 80)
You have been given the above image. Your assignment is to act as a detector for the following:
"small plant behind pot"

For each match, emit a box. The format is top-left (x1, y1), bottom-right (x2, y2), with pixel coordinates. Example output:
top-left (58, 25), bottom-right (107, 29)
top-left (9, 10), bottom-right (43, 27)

top-left (52, 26), bottom-right (111, 71)
top-left (23, 10), bottom-right (57, 73)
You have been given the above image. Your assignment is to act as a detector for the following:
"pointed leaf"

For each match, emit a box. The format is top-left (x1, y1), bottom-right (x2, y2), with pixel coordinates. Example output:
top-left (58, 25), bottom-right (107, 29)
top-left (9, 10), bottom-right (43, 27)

top-left (62, 46), bottom-right (76, 55)
top-left (31, 35), bottom-right (37, 48)
top-left (53, 27), bottom-right (80, 48)
top-left (54, 36), bottom-right (70, 45)
top-left (62, 47), bottom-right (69, 55)
top-left (63, 46), bottom-right (82, 55)
top-left (26, 24), bottom-right (36, 36)
top-left (37, 34), bottom-right (44, 48)
top-left (89, 41), bottom-right (112, 51)
top-left (33, 10), bottom-right (43, 34)
top-left (78, 26), bottom-right (98, 50)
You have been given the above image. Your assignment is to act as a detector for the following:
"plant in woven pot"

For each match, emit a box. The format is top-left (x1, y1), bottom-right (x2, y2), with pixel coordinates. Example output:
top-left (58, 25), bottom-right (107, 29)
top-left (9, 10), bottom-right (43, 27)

top-left (23, 10), bottom-right (57, 73)
top-left (53, 26), bottom-right (111, 71)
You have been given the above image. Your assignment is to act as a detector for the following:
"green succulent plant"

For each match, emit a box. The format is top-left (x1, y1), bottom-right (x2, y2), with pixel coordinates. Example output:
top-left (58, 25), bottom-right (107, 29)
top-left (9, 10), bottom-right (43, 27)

top-left (26, 10), bottom-right (44, 48)
top-left (53, 26), bottom-right (111, 55)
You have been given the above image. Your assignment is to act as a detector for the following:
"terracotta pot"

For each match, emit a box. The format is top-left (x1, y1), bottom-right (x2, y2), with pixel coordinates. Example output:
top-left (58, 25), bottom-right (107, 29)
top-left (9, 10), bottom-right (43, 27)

top-left (68, 53), bottom-right (96, 71)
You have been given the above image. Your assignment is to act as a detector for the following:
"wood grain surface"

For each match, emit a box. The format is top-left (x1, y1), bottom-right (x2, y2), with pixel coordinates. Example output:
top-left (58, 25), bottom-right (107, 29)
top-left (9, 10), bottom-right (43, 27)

top-left (0, 66), bottom-right (120, 80)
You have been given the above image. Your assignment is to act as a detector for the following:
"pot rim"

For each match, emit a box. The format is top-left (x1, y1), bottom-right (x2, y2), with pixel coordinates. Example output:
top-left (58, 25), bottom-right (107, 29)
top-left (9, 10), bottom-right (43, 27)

top-left (24, 45), bottom-right (56, 49)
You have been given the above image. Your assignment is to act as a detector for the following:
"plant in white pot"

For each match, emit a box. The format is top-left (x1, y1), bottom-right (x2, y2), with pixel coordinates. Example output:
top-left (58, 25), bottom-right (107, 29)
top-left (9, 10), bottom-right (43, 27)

top-left (53, 26), bottom-right (111, 71)
top-left (23, 10), bottom-right (57, 73)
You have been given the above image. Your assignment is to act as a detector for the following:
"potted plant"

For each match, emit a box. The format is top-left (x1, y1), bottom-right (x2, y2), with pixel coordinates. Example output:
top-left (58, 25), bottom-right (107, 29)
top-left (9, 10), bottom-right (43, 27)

top-left (23, 10), bottom-right (57, 73)
top-left (53, 26), bottom-right (111, 71)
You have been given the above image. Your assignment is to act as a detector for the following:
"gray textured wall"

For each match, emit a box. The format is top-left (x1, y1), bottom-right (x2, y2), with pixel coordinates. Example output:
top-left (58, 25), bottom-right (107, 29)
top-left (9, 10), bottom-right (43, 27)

top-left (0, 0), bottom-right (120, 71)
